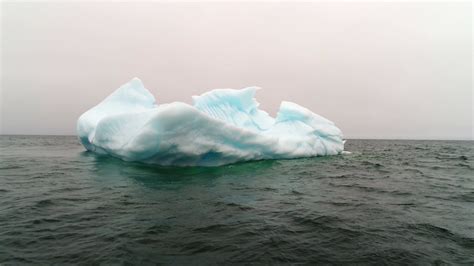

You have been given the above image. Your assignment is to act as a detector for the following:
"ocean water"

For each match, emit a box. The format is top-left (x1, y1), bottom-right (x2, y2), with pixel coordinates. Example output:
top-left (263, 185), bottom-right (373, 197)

top-left (0, 135), bottom-right (473, 264)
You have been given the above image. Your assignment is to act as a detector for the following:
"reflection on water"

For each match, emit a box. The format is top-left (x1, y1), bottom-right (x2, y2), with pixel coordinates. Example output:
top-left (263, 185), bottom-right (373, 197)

top-left (83, 151), bottom-right (280, 189)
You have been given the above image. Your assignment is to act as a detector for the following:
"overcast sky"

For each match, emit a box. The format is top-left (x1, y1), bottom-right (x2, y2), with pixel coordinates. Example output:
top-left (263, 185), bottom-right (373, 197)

top-left (1, 1), bottom-right (472, 139)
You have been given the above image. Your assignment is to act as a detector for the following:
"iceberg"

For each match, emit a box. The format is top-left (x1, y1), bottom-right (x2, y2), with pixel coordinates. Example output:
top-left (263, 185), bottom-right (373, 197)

top-left (77, 78), bottom-right (344, 166)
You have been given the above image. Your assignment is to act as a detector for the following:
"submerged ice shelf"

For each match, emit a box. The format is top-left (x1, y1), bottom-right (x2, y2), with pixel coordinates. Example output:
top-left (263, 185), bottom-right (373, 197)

top-left (77, 78), bottom-right (345, 166)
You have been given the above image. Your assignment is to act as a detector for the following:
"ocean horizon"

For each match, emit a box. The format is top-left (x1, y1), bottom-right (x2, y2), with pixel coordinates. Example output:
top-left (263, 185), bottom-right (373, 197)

top-left (2, 134), bottom-right (473, 141)
top-left (1, 135), bottom-right (472, 264)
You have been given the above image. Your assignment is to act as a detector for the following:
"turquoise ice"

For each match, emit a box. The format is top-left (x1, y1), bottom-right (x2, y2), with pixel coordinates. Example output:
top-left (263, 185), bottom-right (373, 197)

top-left (77, 78), bottom-right (344, 166)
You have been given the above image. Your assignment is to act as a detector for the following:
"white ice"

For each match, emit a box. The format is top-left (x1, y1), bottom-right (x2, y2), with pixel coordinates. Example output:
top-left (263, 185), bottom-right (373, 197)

top-left (77, 78), bottom-right (345, 166)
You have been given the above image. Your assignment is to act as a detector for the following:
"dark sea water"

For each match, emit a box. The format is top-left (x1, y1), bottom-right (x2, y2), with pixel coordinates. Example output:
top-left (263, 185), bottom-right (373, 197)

top-left (0, 135), bottom-right (473, 264)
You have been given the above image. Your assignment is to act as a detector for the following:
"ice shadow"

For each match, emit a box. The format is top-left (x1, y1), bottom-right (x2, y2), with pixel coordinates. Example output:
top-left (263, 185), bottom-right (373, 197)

top-left (78, 151), bottom-right (280, 189)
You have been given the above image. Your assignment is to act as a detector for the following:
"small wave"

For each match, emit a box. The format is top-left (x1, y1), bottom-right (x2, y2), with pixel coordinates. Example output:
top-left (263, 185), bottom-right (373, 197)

top-left (414, 146), bottom-right (429, 151)
top-left (259, 187), bottom-right (278, 192)
top-left (449, 192), bottom-right (474, 202)
top-left (34, 199), bottom-right (55, 208)
top-left (435, 154), bottom-right (469, 161)
top-left (328, 183), bottom-right (412, 196)
top-left (290, 189), bottom-right (304, 195)
top-left (31, 218), bottom-right (61, 225)
top-left (145, 225), bottom-right (172, 235)
top-left (361, 161), bottom-right (384, 168)
top-left (324, 173), bottom-right (356, 179)
top-left (135, 237), bottom-right (160, 245)
top-left (225, 202), bottom-right (253, 211)
top-left (0, 165), bottom-right (22, 170)
top-left (356, 248), bottom-right (423, 264)
top-left (456, 163), bottom-right (473, 169)
top-left (193, 224), bottom-right (233, 233)
top-left (403, 168), bottom-right (425, 175)
top-left (179, 240), bottom-right (228, 254)
top-left (292, 214), bottom-right (345, 228)
top-left (406, 223), bottom-right (474, 248)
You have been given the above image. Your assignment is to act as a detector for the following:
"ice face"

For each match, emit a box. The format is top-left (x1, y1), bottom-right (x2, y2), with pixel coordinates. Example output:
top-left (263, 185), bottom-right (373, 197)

top-left (77, 78), bottom-right (344, 166)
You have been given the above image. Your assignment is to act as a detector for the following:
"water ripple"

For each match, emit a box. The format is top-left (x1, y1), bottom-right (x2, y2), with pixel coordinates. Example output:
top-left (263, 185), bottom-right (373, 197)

top-left (0, 137), bottom-right (473, 264)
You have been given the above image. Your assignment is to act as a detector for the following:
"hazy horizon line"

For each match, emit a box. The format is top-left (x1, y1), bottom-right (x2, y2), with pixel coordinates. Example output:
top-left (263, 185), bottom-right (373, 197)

top-left (1, 133), bottom-right (472, 141)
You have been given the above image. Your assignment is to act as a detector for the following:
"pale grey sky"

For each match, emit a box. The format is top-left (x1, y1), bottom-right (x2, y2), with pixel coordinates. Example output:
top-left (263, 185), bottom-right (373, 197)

top-left (1, 1), bottom-right (472, 139)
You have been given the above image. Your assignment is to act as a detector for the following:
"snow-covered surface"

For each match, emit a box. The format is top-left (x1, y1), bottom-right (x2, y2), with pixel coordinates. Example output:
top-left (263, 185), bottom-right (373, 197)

top-left (77, 78), bottom-right (344, 166)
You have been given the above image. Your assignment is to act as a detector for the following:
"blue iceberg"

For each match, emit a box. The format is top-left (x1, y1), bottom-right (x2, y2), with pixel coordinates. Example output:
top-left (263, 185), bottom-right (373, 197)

top-left (77, 78), bottom-right (345, 166)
